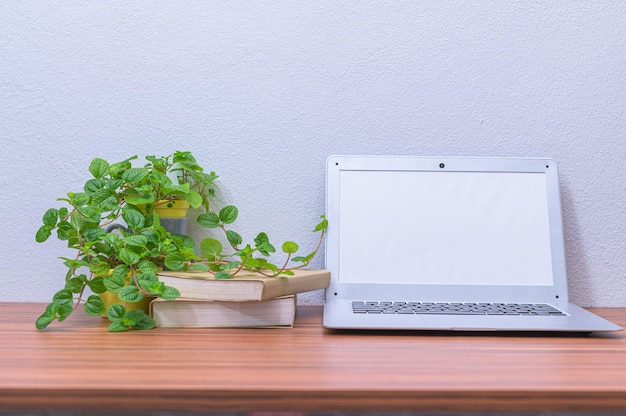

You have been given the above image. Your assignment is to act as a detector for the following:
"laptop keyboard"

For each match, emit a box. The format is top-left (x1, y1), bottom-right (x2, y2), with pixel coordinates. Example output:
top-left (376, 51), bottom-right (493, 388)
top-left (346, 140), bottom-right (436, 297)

top-left (351, 301), bottom-right (566, 316)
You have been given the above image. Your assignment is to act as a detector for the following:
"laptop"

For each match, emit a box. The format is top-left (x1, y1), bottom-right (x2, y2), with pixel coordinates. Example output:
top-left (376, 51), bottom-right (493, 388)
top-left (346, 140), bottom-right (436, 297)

top-left (323, 155), bottom-right (622, 332)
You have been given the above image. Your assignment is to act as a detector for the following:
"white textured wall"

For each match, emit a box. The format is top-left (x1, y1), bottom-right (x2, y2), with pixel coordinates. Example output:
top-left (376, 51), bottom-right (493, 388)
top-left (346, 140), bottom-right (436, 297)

top-left (1, 2), bottom-right (625, 306)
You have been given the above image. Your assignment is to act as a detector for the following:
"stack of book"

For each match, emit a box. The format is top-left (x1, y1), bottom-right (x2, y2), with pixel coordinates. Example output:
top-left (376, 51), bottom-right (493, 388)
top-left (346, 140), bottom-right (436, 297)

top-left (150, 269), bottom-right (330, 328)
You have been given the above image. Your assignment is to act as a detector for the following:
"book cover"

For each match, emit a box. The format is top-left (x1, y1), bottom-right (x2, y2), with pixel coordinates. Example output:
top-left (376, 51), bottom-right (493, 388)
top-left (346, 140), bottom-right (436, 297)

top-left (150, 296), bottom-right (296, 328)
top-left (157, 269), bottom-right (330, 302)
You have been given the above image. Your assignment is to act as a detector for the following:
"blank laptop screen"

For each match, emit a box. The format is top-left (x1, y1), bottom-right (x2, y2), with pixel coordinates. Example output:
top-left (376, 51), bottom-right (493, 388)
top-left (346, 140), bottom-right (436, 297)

top-left (338, 170), bottom-right (554, 286)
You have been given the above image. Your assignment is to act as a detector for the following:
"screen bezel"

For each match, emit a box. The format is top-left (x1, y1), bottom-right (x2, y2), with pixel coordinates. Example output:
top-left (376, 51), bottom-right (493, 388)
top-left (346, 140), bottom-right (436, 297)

top-left (324, 156), bottom-right (568, 304)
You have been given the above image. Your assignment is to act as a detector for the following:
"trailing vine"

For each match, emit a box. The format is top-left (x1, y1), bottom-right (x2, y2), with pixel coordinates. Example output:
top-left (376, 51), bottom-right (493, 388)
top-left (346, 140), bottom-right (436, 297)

top-left (35, 151), bottom-right (327, 331)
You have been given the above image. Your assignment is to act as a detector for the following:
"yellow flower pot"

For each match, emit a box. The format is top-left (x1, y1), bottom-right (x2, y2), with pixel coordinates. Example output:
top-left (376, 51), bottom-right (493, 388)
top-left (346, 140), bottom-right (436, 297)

top-left (99, 271), bottom-right (154, 317)
top-left (153, 199), bottom-right (190, 218)
top-left (99, 290), bottom-right (153, 315)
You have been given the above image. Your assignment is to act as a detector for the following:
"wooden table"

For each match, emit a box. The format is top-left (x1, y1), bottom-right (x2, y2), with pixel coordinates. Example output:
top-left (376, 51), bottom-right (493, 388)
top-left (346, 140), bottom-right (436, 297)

top-left (1, 303), bottom-right (625, 413)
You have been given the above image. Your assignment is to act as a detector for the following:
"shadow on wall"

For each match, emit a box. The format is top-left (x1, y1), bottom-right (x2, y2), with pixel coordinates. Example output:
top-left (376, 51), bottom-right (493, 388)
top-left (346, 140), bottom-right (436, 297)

top-left (560, 181), bottom-right (594, 306)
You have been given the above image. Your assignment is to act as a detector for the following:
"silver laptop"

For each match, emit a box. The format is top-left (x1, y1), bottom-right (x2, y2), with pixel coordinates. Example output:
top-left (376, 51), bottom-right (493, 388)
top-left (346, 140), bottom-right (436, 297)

top-left (323, 155), bottom-right (622, 332)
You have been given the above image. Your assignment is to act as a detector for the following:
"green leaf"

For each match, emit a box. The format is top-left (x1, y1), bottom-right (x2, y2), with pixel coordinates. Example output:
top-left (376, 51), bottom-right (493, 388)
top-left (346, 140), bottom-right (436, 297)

top-left (89, 188), bottom-right (114, 205)
top-left (81, 207), bottom-right (101, 224)
top-left (35, 226), bottom-right (51, 243)
top-left (150, 169), bottom-right (171, 186)
top-left (112, 264), bottom-right (131, 278)
top-left (118, 285), bottom-right (144, 303)
top-left (84, 178), bottom-right (107, 193)
top-left (35, 313), bottom-right (55, 330)
top-left (254, 232), bottom-right (275, 256)
top-left (42, 208), bottom-right (59, 227)
top-left (220, 261), bottom-right (241, 271)
top-left (52, 289), bottom-right (74, 306)
top-left (123, 235), bottom-right (148, 247)
top-left (65, 277), bottom-right (85, 293)
top-left (254, 232), bottom-right (270, 245)
top-left (169, 183), bottom-right (191, 195)
top-left (106, 304), bottom-right (126, 321)
top-left (47, 300), bottom-right (72, 320)
top-left (293, 251), bottom-right (317, 264)
top-left (124, 191), bottom-right (157, 206)
top-left (108, 321), bottom-right (130, 332)
top-left (119, 247), bottom-right (141, 265)
top-left (126, 310), bottom-right (156, 330)
top-left (251, 258), bottom-right (278, 273)
top-left (82, 227), bottom-right (106, 242)
top-left (196, 170), bottom-right (218, 185)
top-left (226, 230), bottom-right (242, 247)
top-left (122, 310), bottom-right (142, 326)
top-left (140, 279), bottom-right (164, 294)
top-left (282, 241), bottom-right (299, 254)
top-left (314, 215), bottom-right (329, 232)
top-left (258, 243), bottom-right (276, 256)
top-left (35, 302), bottom-right (73, 329)
top-left (164, 252), bottom-right (185, 270)
top-left (161, 286), bottom-right (181, 300)
top-left (123, 209), bottom-right (145, 229)
top-left (214, 271), bottom-right (232, 280)
top-left (122, 167), bottom-right (148, 184)
top-left (89, 158), bottom-right (110, 179)
top-left (139, 228), bottom-right (158, 244)
top-left (107, 178), bottom-right (124, 189)
top-left (56, 221), bottom-right (73, 241)
top-left (98, 196), bottom-right (120, 211)
top-left (101, 231), bottom-right (120, 245)
top-left (200, 238), bottom-right (222, 258)
top-left (138, 260), bottom-right (158, 274)
top-left (172, 150), bottom-right (196, 164)
top-left (84, 295), bottom-right (105, 316)
top-left (146, 155), bottom-right (167, 171)
top-left (236, 244), bottom-right (253, 257)
top-left (219, 205), bottom-right (238, 224)
top-left (87, 276), bottom-right (107, 294)
top-left (109, 155), bottom-right (136, 174)
top-left (197, 212), bottom-right (220, 228)
top-left (184, 190), bottom-right (203, 209)
top-left (89, 261), bottom-right (111, 277)
top-left (138, 274), bottom-right (159, 289)
top-left (69, 210), bottom-right (86, 232)
top-left (103, 272), bottom-right (127, 293)
top-left (173, 234), bottom-right (196, 249)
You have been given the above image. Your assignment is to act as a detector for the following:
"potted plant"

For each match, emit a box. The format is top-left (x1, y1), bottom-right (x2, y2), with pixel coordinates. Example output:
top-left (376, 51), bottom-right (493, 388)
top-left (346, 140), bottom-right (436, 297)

top-left (35, 151), bottom-right (327, 331)
top-left (142, 151), bottom-right (216, 235)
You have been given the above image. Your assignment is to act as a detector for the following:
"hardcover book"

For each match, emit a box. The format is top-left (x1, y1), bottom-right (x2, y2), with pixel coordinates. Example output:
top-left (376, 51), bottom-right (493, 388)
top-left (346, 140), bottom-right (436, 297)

top-left (150, 296), bottom-right (296, 328)
top-left (156, 269), bottom-right (330, 302)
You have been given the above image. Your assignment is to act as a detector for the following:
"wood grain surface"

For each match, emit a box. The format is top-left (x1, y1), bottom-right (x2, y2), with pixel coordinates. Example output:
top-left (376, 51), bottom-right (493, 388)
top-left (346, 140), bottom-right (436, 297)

top-left (1, 302), bottom-right (625, 413)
